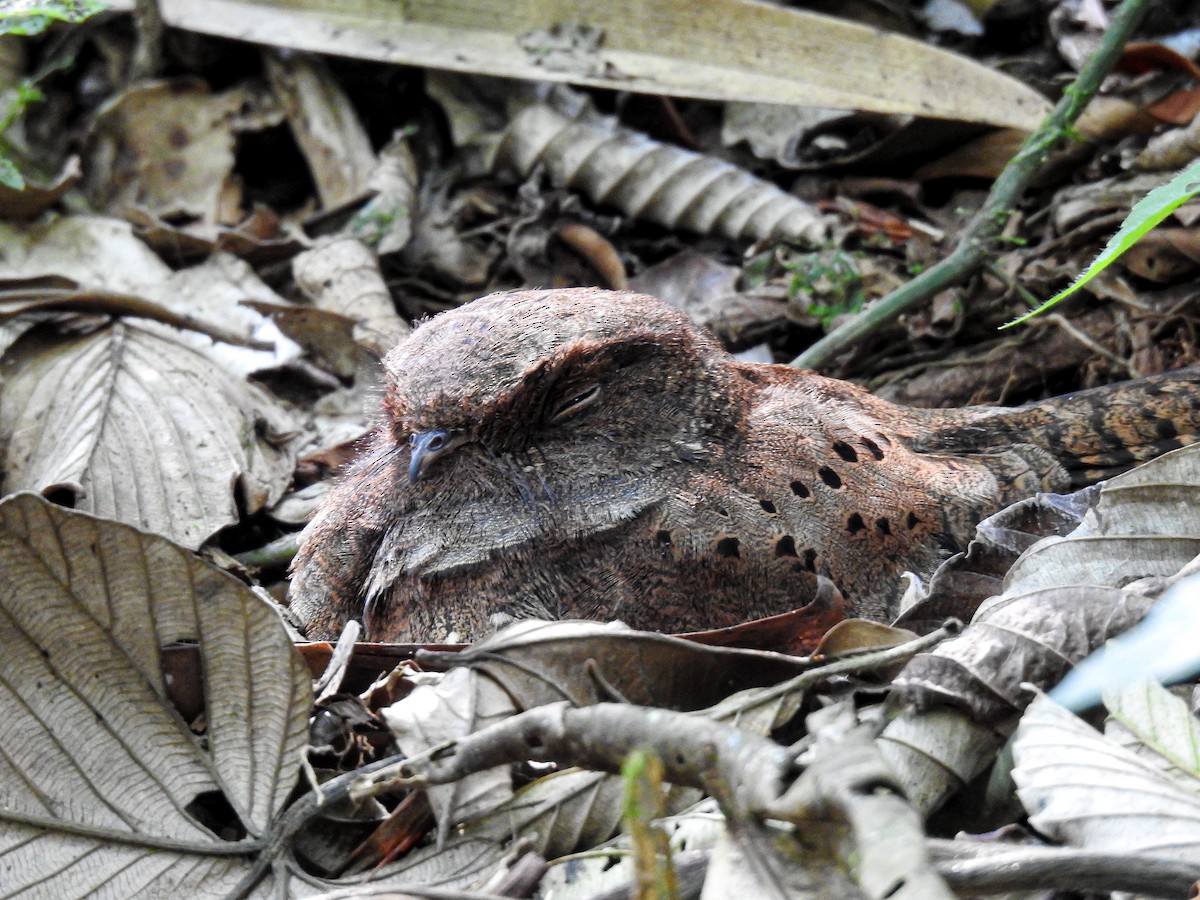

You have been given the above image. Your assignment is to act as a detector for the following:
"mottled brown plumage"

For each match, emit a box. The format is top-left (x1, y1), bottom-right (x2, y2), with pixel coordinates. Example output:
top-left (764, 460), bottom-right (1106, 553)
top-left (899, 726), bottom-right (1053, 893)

top-left (289, 288), bottom-right (1200, 642)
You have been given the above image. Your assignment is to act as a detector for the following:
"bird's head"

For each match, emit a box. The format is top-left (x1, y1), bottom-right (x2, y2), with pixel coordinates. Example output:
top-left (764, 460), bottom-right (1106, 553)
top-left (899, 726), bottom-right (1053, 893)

top-left (381, 288), bottom-right (737, 491)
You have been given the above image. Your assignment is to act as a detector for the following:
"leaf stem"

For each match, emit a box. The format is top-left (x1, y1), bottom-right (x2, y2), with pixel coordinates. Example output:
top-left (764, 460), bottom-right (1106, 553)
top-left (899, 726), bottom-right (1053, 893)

top-left (790, 0), bottom-right (1152, 371)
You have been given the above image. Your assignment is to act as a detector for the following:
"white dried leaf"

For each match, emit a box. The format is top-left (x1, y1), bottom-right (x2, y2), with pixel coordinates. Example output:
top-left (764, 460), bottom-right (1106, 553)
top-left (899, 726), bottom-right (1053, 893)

top-left (1013, 692), bottom-right (1200, 859)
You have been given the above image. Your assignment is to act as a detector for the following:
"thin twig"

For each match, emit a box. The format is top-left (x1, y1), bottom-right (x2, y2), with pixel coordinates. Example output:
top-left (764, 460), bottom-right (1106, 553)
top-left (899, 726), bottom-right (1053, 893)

top-left (1046, 312), bottom-right (1138, 377)
top-left (129, 0), bottom-right (164, 82)
top-left (929, 839), bottom-right (1200, 896)
top-left (791, 0), bottom-right (1152, 371)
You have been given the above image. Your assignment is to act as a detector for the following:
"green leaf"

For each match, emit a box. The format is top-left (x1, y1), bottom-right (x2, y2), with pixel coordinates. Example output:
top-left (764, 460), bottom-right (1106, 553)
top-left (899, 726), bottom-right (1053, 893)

top-left (0, 154), bottom-right (24, 190)
top-left (1005, 159), bottom-right (1200, 327)
top-left (0, 0), bottom-right (106, 37)
top-left (1103, 677), bottom-right (1200, 779)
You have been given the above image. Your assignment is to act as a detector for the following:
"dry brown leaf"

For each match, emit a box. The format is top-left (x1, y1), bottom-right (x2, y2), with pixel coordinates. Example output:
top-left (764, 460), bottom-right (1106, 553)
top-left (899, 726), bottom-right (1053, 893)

top-left (126, 204), bottom-right (309, 266)
top-left (264, 51), bottom-right (377, 209)
top-left (86, 78), bottom-right (281, 222)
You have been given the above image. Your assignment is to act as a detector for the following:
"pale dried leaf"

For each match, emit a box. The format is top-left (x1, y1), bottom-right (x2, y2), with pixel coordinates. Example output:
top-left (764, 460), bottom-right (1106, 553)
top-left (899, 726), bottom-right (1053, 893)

top-left (145, 252), bottom-right (304, 375)
top-left (722, 102), bottom-right (853, 167)
top-left (0, 321), bottom-right (296, 548)
top-left (0, 493), bottom-right (312, 897)
top-left (382, 667), bottom-right (517, 830)
top-left (1004, 534), bottom-right (1200, 597)
top-left (348, 131), bottom-right (418, 254)
top-left (0, 218), bottom-right (299, 376)
top-left (1012, 692), bottom-right (1200, 858)
top-left (0, 215), bottom-right (172, 294)
top-left (113, 0), bottom-right (1050, 129)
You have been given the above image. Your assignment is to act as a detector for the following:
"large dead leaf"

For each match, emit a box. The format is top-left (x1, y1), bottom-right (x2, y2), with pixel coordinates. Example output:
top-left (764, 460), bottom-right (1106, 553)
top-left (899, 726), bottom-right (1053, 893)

top-left (108, 0), bottom-right (1050, 130)
top-left (1012, 689), bottom-right (1200, 859)
top-left (86, 78), bottom-right (281, 222)
top-left (0, 320), bottom-right (296, 548)
top-left (0, 493), bottom-right (312, 897)
top-left (417, 619), bottom-right (811, 711)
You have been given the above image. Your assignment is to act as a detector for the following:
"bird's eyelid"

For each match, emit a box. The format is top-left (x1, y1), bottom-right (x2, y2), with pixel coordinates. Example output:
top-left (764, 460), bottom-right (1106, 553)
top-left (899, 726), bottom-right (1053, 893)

top-left (548, 382), bottom-right (602, 424)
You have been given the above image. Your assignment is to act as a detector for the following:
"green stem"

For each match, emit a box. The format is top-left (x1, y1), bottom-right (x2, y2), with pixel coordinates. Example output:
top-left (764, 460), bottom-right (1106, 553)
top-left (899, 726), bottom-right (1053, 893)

top-left (791, 0), bottom-right (1152, 371)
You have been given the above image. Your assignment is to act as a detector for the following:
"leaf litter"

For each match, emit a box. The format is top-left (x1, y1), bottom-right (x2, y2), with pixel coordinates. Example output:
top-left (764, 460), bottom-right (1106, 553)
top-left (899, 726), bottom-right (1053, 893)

top-left (1, 2), bottom-right (1200, 897)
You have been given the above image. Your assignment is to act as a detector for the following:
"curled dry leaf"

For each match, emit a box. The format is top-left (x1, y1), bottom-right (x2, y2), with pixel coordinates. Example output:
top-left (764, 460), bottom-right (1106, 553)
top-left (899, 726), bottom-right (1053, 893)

top-left (895, 489), bottom-right (1092, 633)
top-left (264, 51), bottom-right (377, 209)
top-left (292, 236), bottom-right (411, 355)
top-left (0, 154), bottom-right (81, 221)
top-left (892, 585), bottom-right (1155, 722)
top-left (347, 130), bottom-right (419, 255)
top-left (628, 249), bottom-right (789, 350)
top-left (894, 441), bottom-right (1200, 721)
top-left (0, 320), bottom-right (297, 548)
top-left (487, 102), bottom-right (830, 247)
top-left (882, 442), bottom-right (1200, 815)
top-left (0, 492), bottom-right (312, 897)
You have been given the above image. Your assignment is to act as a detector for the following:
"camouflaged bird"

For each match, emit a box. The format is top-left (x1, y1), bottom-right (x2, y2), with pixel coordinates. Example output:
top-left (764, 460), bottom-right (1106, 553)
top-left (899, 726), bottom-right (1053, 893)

top-left (289, 288), bottom-right (1200, 642)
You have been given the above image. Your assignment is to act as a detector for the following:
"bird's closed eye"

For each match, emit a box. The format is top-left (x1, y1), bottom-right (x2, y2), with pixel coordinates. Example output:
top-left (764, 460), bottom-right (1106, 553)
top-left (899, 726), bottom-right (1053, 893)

top-left (548, 383), bottom-right (601, 424)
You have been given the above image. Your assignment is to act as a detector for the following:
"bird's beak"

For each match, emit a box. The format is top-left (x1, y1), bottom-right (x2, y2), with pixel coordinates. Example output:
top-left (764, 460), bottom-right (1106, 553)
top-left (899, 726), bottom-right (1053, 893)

top-left (408, 429), bottom-right (467, 483)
